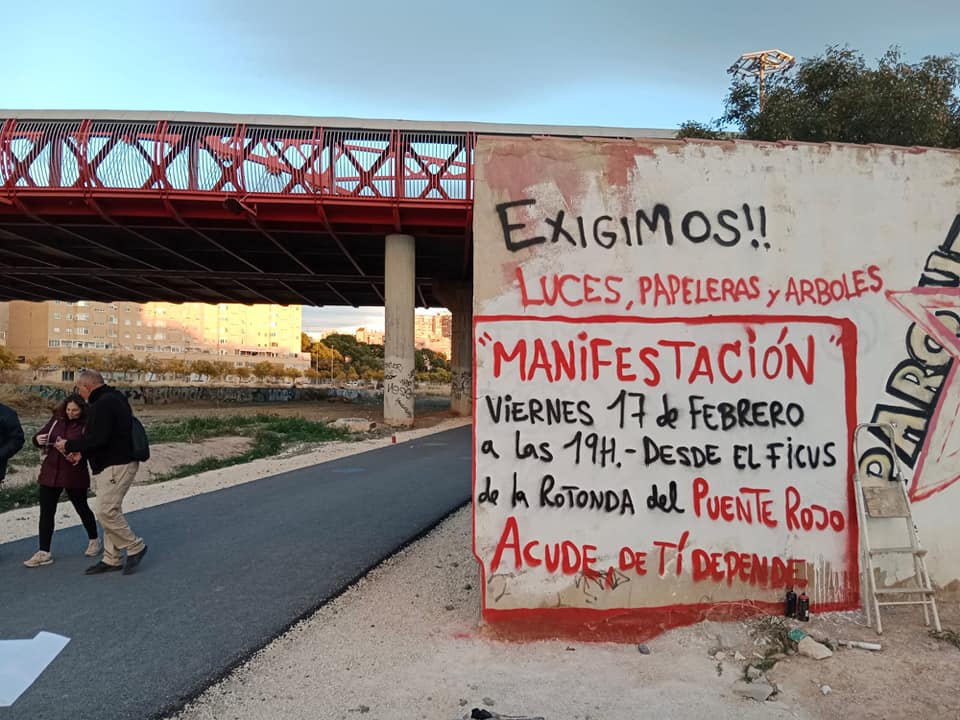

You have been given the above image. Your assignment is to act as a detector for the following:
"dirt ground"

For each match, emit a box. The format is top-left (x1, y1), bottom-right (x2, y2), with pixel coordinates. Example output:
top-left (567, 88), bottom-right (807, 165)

top-left (168, 502), bottom-right (960, 720)
top-left (685, 603), bottom-right (960, 719)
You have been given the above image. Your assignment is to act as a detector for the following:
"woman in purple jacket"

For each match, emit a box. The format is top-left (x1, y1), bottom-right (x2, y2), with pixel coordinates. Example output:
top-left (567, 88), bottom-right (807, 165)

top-left (23, 394), bottom-right (100, 568)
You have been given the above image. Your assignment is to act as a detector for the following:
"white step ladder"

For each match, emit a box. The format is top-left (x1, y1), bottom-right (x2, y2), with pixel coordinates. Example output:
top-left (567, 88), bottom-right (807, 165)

top-left (853, 422), bottom-right (941, 635)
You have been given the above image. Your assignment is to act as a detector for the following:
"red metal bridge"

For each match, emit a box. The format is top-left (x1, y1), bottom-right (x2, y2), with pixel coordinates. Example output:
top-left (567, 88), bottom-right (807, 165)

top-left (0, 111), bottom-right (672, 306)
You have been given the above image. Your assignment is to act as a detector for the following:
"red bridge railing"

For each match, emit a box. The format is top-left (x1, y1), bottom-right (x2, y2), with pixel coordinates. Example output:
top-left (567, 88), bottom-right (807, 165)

top-left (0, 119), bottom-right (475, 204)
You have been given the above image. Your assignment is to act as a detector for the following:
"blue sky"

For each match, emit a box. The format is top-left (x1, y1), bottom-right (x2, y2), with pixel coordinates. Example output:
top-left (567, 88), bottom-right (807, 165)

top-left (6, 0), bottom-right (957, 331)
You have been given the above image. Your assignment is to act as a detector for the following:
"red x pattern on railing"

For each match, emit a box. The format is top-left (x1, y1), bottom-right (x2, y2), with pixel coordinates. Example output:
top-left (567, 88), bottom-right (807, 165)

top-left (0, 119), bottom-right (475, 203)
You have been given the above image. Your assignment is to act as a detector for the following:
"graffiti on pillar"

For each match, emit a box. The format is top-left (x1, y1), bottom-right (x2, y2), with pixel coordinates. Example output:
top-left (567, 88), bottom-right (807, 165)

top-left (451, 369), bottom-right (472, 403)
top-left (384, 360), bottom-right (415, 417)
top-left (470, 136), bottom-right (960, 639)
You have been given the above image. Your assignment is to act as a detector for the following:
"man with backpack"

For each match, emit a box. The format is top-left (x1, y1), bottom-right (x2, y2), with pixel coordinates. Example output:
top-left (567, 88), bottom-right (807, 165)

top-left (0, 401), bottom-right (25, 484)
top-left (57, 369), bottom-right (149, 575)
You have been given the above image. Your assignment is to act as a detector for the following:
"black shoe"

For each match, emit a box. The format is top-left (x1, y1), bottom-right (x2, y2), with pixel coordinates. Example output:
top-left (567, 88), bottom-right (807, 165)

top-left (85, 561), bottom-right (122, 575)
top-left (123, 545), bottom-right (148, 575)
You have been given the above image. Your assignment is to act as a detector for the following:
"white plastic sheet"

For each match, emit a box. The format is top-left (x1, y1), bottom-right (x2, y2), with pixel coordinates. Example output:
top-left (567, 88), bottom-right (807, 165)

top-left (0, 631), bottom-right (70, 706)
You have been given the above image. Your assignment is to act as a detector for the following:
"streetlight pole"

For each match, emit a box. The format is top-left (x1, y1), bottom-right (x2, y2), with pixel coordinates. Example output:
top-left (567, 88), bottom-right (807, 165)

top-left (728, 49), bottom-right (795, 112)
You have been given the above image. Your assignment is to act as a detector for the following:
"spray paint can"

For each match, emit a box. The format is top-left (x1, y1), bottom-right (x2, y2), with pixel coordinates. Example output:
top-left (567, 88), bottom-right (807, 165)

top-left (797, 591), bottom-right (810, 622)
top-left (785, 588), bottom-right (798, 618)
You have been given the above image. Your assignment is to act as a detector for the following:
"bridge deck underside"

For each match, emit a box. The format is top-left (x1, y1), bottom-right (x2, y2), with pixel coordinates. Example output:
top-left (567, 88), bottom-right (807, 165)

top-left (0, 199), bottom-right (470, 307)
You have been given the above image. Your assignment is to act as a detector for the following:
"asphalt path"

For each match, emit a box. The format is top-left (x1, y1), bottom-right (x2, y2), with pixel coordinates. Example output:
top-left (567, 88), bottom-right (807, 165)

top-left (0, 425), bottom-right (472, 720)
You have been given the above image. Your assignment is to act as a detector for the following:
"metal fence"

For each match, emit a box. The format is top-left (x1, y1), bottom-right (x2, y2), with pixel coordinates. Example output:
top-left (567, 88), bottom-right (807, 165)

top-left (0, 119), bottom-right (475, 201)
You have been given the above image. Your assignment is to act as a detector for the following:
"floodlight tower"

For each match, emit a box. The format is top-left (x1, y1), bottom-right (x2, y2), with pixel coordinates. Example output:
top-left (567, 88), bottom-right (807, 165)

top-left (728, 49), bottom-right (795, 111)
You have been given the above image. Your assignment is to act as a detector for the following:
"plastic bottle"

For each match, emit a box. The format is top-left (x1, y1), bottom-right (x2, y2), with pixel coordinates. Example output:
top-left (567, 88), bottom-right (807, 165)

top-left (785, 588), bottom-right (797, 618)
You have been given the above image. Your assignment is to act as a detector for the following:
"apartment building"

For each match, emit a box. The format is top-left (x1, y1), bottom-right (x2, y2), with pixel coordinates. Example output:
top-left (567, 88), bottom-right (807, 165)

top-left (0, 300), bottom-right (310, 371)
top-left (307, 311), bottom-right (453, 357)
top-left (328, 314), bottom-right (453, 356)
top-left (414, 312), bottom-right (452, 357)
top-left (355, 327), bottom-right (385, 345)
top-left (0, 303), bottom-right (7, 346)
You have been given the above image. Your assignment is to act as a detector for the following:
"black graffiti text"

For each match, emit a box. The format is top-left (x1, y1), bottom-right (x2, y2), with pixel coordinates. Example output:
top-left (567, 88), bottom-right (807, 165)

top-left (862, 214), bottom-right (960, 477)
top-left (539, 474), bottom-right (636, 515)
top-left (496, 198), bottom-right (769, 253)
top-left (514, 430), bottom-right (554, 462)
top-left (484, 394), bottom-right (594, 426)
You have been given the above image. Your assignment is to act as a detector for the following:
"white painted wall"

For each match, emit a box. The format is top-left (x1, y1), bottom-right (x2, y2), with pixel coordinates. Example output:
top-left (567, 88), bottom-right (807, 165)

top-left (472, 136), bottom-right (960, 629)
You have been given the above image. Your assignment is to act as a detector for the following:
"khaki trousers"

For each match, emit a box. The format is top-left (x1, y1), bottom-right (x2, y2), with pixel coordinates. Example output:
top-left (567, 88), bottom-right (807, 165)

top-left (94, 462), bottom-right (145, 566)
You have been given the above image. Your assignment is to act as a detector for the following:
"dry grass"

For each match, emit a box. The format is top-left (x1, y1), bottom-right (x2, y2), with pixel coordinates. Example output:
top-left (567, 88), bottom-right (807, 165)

top-left (742, 614), bottom-right (796, 677)
top-left (0, 384), bottom-right (54, 415)
top-left (929, 628), bottom-right (960, 650)
top-left (749, 614), bottom-right (795, 654)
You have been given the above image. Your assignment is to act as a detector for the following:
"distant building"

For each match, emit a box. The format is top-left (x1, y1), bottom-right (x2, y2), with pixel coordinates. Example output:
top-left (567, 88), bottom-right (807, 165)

top-left (312, 314), bottom-right (450, 356)
top-left (1, 300), bottom-right (310, 373)
top-left (355, 327), bottom-right (385, 345)
top-left (414, 311), bottom-right (452, 357)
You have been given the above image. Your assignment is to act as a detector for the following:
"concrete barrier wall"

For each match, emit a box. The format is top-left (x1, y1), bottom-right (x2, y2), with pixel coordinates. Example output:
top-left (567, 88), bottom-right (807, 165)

top-left (471, 136), bottom-right (960, 639)
top-left (25, 384), bottom-right (384, 405)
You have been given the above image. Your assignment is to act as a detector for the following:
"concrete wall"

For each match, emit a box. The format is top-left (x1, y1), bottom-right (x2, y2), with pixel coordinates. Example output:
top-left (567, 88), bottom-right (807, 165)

top-left (24, 384), bottom-right (453, 416)
top-left (27, 384), bottom-right (384, 405)
top-left (471, 136), bottom-right (960, 639)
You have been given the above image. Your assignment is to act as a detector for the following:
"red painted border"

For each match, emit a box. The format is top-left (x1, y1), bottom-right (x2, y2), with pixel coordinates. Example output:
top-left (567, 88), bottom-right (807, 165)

top-left (471, 313), bottom-right (860, 640)
top-left (481, 599), bottom-right (858, 643)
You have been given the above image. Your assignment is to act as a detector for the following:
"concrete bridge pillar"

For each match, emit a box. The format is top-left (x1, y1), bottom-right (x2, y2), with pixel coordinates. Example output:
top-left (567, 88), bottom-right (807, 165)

top-left (384, 233), bottom-right (416, 427)
top-left (435, 280), bottom-right (473, 417)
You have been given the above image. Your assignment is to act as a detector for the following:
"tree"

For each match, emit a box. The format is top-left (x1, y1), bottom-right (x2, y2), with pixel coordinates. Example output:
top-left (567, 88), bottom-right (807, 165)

top-left (676, 121), bottom-right (726, 140)
top-left (308, 341), bottom-right (344, 381)
top-left (361, 367), bottom-right (383, 382)
top-left (680, 46), bottom-right (960, 148)
top-left (142, 356), bottom-right (166, 381)
top-left (102, 353), bottom-right (140, 382)
top-left (321, 334), bottom-right (383, 376)
top-left (60, 353), bottom-right (97, 372)
top-left (210, 362), bottom-right (232, 383)
top-left (428, 368), bottom-right (452, 383)
top-left (189, 359), bottom-right (217, 381)
top-left (252, 361), bottom-right (274, 383)
top-left (162, 359), bottom-right (190, 382)
top-left (27, 355), bottom-right (49, 379)
top-left (269, 363), bottom-right (286, 382)
top-left (190, 359), bottom-right (231, 382)
top-left (0, 346), bottom-right (19, 371)
top-left (415, 348), bottom-right (450, 373)
top-left (234, 365), bottom-right (253, 383)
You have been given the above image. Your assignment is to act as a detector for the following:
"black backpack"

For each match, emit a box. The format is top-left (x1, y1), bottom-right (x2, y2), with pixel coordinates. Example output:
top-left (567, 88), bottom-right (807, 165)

top-left (131, 417), bottom-right (150, 462)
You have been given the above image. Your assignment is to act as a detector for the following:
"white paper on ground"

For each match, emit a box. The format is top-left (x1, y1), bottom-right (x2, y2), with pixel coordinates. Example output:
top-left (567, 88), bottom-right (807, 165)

top-left (0, 631), bottom-right (71, 706)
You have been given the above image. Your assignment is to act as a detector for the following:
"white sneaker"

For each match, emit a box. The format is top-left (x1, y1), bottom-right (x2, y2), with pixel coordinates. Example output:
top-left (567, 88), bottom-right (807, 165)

top-left (24, 550), bottom-right (54, 568)
top-left (84, 539), bottom-right (101, 557)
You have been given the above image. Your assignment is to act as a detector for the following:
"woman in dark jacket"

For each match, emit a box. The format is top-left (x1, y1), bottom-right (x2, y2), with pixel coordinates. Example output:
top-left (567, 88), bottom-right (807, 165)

top-left (23, 394), bottom-right (100, 568)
